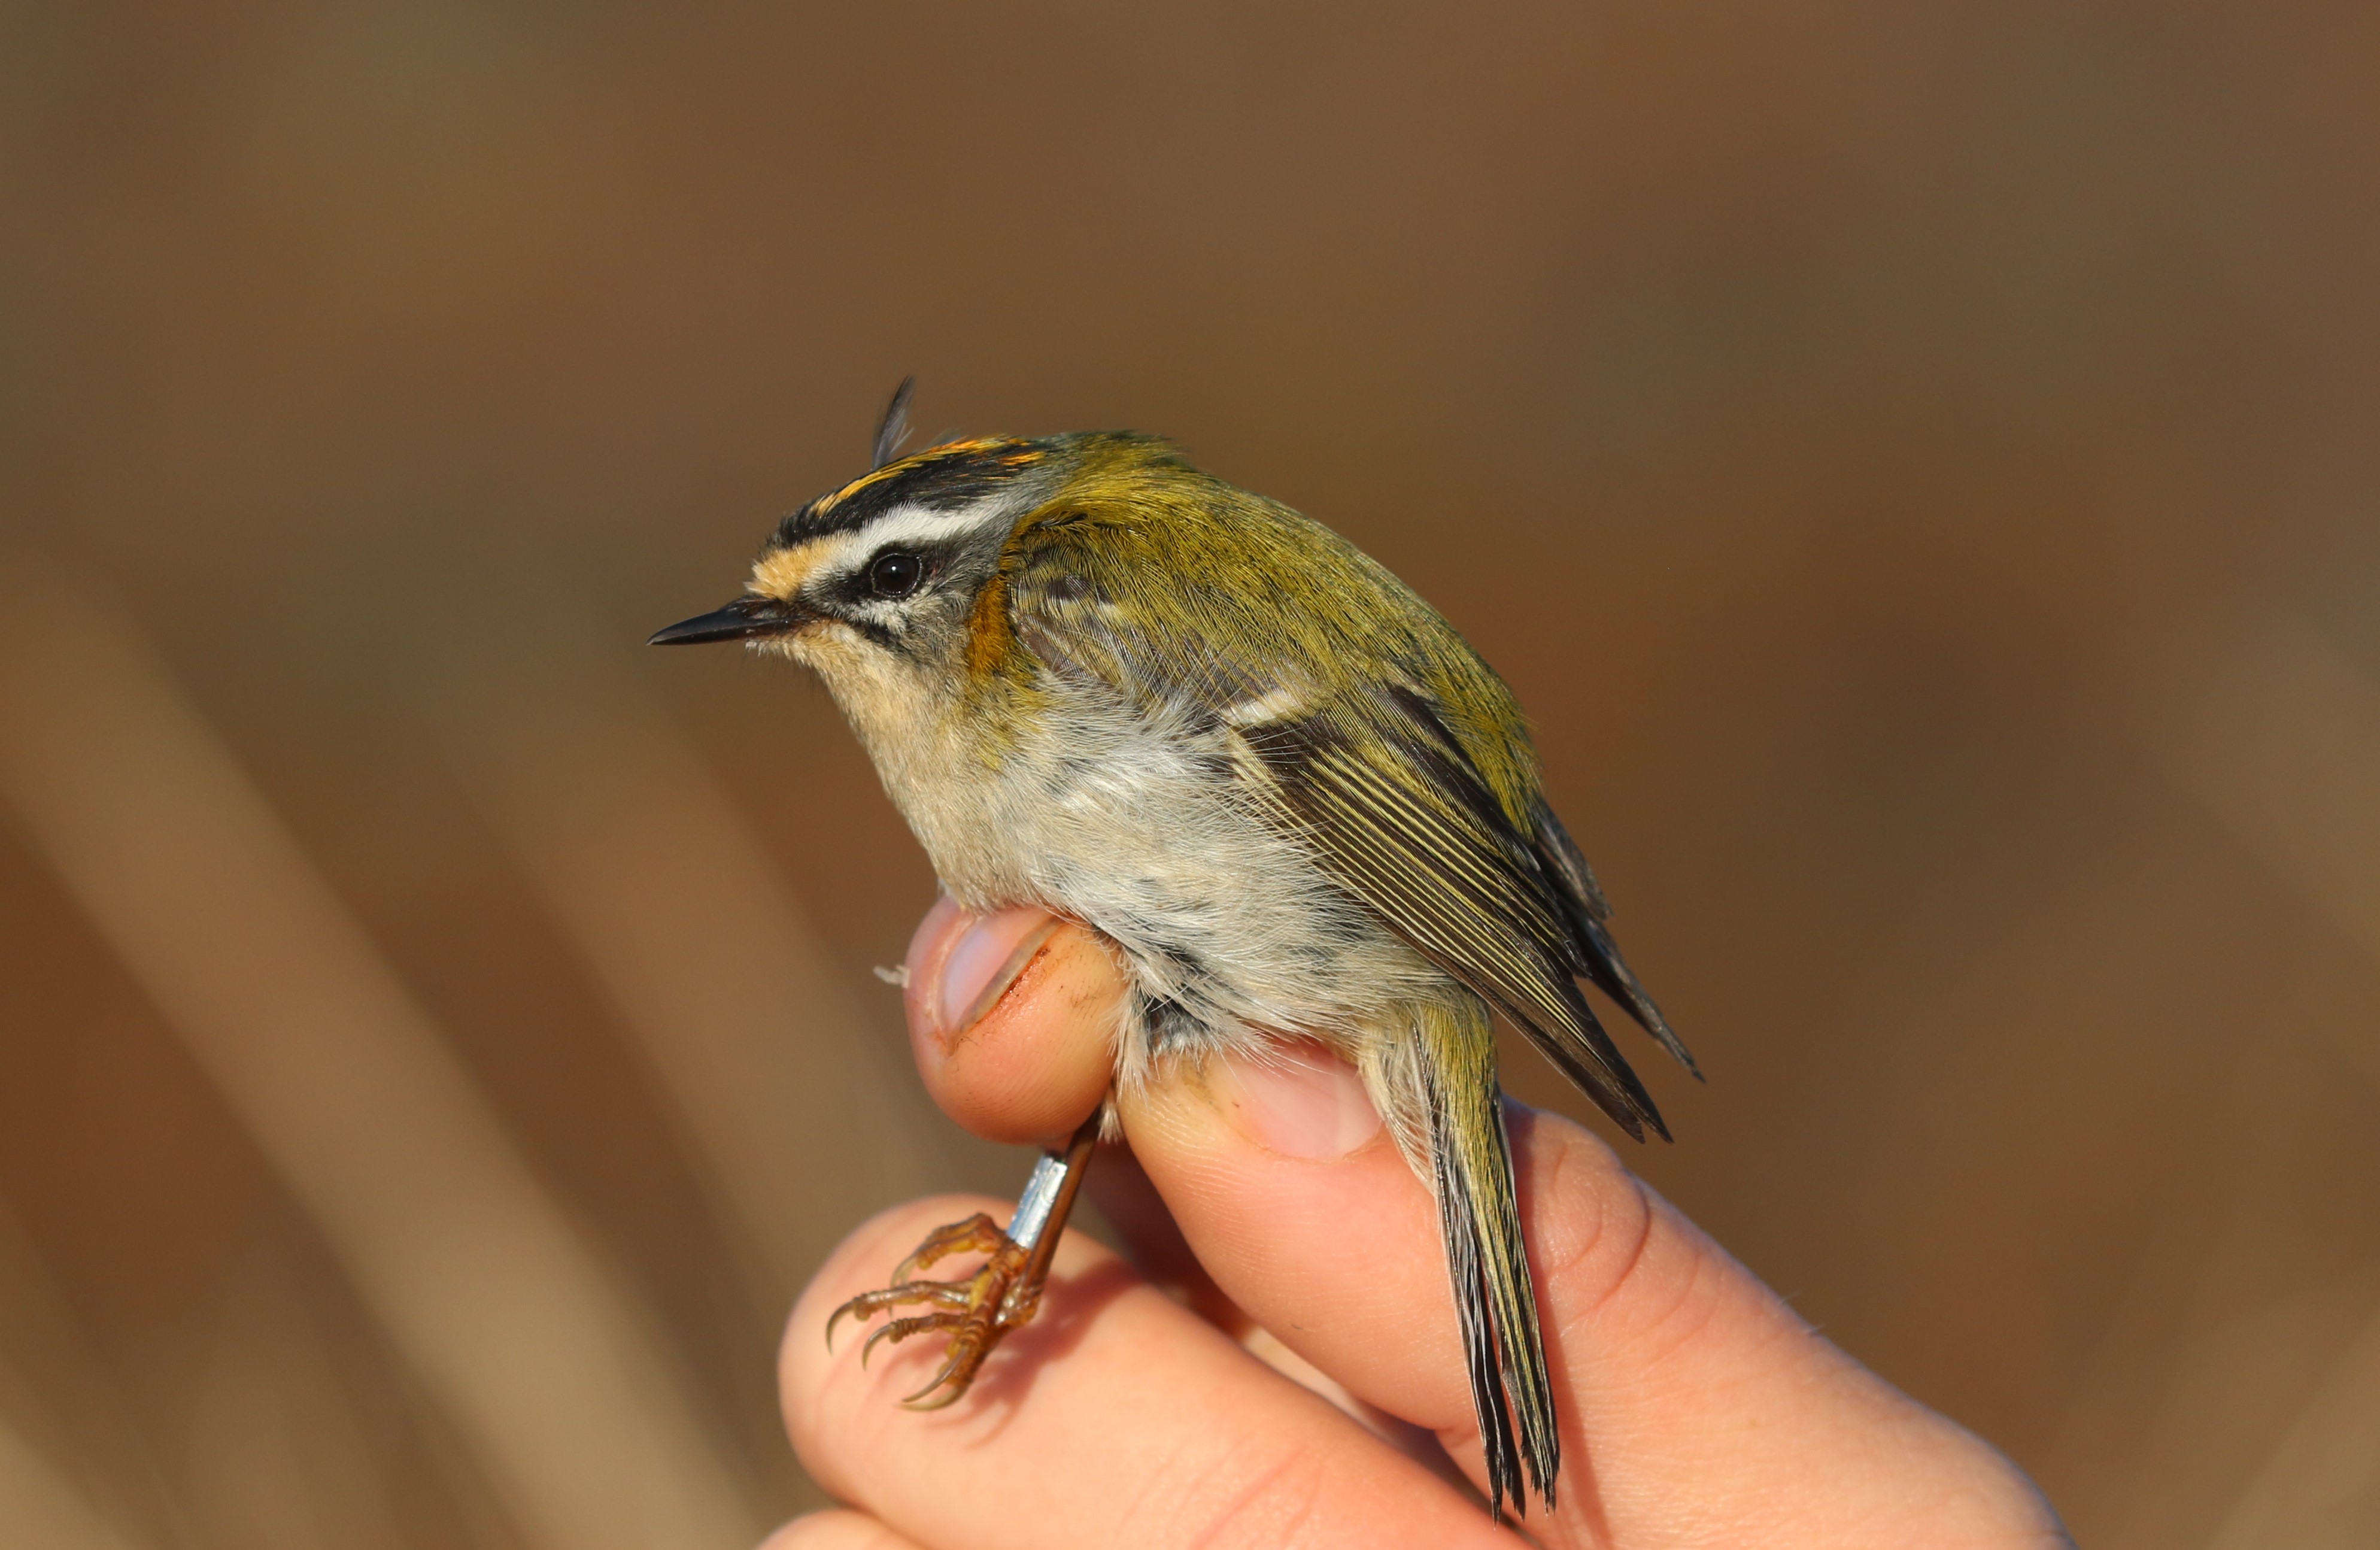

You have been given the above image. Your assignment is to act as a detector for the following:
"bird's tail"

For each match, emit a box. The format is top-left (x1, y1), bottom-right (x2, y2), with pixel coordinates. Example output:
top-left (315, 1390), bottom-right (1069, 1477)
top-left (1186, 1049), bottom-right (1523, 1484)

top-left (1376, 993), bottom-right (1559, 1522)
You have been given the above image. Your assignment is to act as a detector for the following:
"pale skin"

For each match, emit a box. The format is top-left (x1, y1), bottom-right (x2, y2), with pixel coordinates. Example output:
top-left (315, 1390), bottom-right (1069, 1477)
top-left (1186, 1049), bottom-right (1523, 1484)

top-left (770, 899), bottom-right (2074, 1549)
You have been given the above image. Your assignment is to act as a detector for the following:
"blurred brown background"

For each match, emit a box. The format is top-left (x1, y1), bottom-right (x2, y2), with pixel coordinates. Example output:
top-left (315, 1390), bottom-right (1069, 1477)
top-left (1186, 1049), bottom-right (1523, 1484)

top-left (2, 2), bottom-right (2376, 1545)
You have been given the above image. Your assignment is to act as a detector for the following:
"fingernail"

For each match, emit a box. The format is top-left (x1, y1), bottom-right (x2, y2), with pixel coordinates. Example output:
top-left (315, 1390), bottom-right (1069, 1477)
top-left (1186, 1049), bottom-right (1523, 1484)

top-left (934, 906), bottom-right (1062, 1038)
top-left (1210, 1045), bottom-right (1383, 1159)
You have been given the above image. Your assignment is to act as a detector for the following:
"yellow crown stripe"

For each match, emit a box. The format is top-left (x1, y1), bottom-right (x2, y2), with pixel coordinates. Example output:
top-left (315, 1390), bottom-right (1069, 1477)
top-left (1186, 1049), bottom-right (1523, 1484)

top-left (812, 438), bottom-right (1042, 515)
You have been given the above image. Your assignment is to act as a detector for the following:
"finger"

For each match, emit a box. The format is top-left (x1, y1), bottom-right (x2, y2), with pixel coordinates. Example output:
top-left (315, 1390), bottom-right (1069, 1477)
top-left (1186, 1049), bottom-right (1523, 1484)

top-left (783, 1196), bottom-right (1514, 1550)
top-left (1080, 1137), bottom-right (1244, 1331)
top-left (760, 1510), bottom-right (924, 1550)
top-left (901, 900), bottom-right (1221, 1309)
top-left (1122, 1052), bottom-right (2064, 1546)
top-left (902, 897), bottom-right (1119, 1147)
top-left (900, 905), bottom-right (1301, 1368)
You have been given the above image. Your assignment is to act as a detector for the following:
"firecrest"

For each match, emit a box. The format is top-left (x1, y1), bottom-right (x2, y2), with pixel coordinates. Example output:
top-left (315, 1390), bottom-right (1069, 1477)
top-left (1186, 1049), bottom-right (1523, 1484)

top-left (651, 382), bottom-right (1695, 1521)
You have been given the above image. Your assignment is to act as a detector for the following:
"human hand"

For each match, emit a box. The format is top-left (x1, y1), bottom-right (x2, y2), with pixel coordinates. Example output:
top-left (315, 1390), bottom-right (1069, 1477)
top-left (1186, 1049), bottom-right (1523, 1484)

top-left (770, 900), bottom-right (2072, 1549)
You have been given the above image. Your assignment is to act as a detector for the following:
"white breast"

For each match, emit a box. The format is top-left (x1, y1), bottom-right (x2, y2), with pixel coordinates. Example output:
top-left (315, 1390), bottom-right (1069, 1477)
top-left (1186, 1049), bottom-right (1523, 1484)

top-left (879, 673), bottom-right (1441, 1079)
top-left (790, 624), bottom-right (1441, 1078)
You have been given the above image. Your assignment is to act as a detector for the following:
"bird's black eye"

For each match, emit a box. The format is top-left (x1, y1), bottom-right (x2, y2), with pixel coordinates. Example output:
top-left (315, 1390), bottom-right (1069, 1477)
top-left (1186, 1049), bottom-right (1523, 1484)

top-left (866, 551), bottom-right (924, 599)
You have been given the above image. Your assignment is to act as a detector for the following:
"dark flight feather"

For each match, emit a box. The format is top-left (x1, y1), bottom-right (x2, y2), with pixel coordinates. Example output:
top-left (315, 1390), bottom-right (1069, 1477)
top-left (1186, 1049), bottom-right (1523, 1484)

top-left (1243, 706), bottom-right (1669, 1141)
top-left (1531, 797), bottom-right (1700, 1079)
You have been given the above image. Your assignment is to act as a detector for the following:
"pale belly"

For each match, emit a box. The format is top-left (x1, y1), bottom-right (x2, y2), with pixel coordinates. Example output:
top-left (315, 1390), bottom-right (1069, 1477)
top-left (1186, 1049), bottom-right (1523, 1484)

top-left (890, 697), bottom-right (1442, 1073)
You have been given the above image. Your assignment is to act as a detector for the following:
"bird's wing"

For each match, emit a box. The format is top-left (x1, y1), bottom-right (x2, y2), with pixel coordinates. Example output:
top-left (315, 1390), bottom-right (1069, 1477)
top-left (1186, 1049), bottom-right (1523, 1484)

top-left (1005, 503), bottom-right (1690, 1133)
top-left (1238, 686), bottom-right (1670, 1140)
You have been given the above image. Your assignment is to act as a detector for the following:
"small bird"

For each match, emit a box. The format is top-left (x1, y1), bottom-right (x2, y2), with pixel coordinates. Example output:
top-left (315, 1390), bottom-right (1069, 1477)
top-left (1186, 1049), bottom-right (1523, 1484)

top-left (652, 382), bottom-right (1695, 1521)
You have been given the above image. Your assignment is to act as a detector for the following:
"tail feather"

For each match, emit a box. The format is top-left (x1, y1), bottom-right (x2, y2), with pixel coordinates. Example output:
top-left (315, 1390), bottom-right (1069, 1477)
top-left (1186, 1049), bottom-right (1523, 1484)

top-left (1411, 994), bottom-right (1559, 1521)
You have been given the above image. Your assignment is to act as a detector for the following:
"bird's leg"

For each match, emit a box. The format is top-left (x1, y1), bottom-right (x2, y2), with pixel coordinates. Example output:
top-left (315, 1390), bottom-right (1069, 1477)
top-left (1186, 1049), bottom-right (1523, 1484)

top-left (827, 1111), bottom-right (1102, 1408)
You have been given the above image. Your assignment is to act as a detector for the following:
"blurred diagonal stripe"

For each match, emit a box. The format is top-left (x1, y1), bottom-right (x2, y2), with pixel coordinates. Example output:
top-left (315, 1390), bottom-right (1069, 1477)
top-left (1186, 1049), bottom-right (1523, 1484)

top-left (0, 1418), bottom-right (141, 1550)
top-left (2206, 1312), bottom-right (2380, 1549)
top-left (0, 1199), bottom-right (183, 1545)
top-left (0, 575), bottom-right (758, 1550)
top-left (435, 662), bottom-right (940, 1297)
top-left (2167, 614), bottom-right (2380, 1545)
top-left (2169, 616), bottom-right (2380, 1075)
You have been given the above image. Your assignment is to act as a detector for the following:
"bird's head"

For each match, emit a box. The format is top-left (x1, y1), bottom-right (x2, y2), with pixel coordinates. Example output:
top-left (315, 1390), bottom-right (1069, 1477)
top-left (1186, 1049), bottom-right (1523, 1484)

top-left (649, 384), bottom-right (1192, 718)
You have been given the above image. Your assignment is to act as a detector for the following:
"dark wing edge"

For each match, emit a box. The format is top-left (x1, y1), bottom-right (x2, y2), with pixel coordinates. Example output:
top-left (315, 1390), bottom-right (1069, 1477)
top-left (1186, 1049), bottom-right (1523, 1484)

top-left (1530, 797), bottom-right (1701, 1080)
top-left (1379, 685), bottom-right (1696, 1081)
top-left (1242, 701), bottom-right (1671, 1142)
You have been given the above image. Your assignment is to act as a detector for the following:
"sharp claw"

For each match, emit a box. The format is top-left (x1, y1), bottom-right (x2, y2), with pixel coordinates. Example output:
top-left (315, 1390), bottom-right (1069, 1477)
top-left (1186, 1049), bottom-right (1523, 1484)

top-left (900, 1350), bottom-right (970, 1408)
top-left (825, 1302), bottom-right (855, 1351)
top-left (903, 1382), bottom-right (967, 1412)
top-left (863, 1315), bottom-right (957, 1369)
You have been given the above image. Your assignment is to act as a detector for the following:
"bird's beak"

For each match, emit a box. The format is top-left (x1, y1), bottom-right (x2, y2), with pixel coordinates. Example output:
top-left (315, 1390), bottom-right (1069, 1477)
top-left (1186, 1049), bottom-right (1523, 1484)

top-left (646, 594), bottom-right (803, 645)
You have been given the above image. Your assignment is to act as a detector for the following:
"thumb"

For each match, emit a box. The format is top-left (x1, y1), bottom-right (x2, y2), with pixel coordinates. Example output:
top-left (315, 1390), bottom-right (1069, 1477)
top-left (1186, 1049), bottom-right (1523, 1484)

top-left (901, 894), bottom-right (1121, 1146)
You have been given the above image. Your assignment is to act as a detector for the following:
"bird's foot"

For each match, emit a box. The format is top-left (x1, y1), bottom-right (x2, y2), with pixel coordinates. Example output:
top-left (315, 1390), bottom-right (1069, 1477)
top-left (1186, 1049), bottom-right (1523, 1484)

top-left (825, 1212), bottom-right (1044, 1409)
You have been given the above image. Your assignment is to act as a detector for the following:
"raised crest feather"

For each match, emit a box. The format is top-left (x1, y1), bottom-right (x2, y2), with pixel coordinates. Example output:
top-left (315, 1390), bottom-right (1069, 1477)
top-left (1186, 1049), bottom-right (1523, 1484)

top-left (872, 376), bottom-right (917, 469)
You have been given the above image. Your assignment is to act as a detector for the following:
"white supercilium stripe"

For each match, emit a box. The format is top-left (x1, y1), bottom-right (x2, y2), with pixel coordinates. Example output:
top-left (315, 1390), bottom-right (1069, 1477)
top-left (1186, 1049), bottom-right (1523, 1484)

top-left (802, 503), bottom-right (1014, 584)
